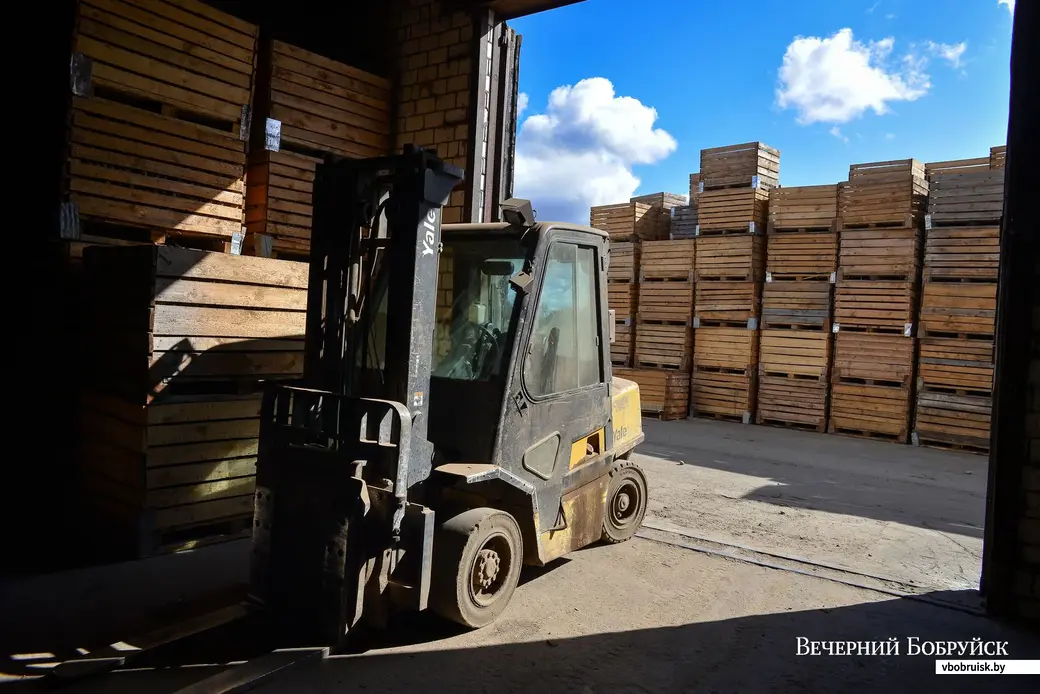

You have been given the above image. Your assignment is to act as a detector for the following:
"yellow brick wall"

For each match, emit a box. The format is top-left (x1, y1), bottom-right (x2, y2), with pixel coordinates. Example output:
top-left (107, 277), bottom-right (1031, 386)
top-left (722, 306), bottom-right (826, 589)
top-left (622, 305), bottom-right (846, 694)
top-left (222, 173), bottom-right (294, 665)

top-left (395, 0), bottom-right (473, 224)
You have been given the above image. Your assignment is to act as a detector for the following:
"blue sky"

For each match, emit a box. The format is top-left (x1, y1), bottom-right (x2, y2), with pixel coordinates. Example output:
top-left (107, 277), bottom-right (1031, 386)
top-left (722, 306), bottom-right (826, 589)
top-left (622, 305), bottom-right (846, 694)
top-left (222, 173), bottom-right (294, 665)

top-left (510, 0), bottom-right (1014, 223)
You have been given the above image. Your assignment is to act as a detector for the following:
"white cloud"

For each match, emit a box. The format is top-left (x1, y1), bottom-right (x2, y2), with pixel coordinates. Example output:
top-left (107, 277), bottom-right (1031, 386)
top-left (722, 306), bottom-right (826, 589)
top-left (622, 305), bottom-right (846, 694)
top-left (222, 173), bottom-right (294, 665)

top-left (885, 13), bottom-right (896, 19)
top-left (516, 92), bottom-right (529, 120)
top-left (866, 1), bottom-right (880, 13)
top-left (927, 41), bottom-right (967, 68)
top-left (885, 133), bottom-right (896, 140)
top-left (776, 28), bottom-right (931, 124)
top-left (513, 78), bottom-right (678, 224)
top-left (830, 126), bottom-right (850, 144)
top-left (998, 0), bottom-right (1015, 16)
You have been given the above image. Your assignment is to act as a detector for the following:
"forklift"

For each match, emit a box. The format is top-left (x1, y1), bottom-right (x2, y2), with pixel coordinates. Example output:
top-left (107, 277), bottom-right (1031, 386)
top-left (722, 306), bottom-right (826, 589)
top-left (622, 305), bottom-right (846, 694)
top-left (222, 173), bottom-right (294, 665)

top-left (51, 146), bottom-right (648, 687)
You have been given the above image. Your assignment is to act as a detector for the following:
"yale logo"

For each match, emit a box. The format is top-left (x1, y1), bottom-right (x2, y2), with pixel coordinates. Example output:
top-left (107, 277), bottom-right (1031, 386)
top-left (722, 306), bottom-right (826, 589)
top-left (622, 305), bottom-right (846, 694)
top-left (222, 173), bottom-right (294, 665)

top-left (421, 209), bottom-right (438, 257)
top-left (614, 426), bottom-right (628, 441)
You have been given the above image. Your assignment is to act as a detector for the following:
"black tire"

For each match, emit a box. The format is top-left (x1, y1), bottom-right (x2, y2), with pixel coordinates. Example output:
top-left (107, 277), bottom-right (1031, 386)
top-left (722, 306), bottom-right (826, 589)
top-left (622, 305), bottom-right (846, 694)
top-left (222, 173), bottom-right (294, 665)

top-left (601, 459), bottom-right (648, 544)
top-left (429, 507), bottom-right (524, 629)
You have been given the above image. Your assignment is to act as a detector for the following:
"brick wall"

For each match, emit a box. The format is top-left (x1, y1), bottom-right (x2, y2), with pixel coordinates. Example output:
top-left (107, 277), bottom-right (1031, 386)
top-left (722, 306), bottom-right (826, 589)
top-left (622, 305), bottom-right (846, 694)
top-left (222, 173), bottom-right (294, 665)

top-left (394, 0), bottom-right (474, 224)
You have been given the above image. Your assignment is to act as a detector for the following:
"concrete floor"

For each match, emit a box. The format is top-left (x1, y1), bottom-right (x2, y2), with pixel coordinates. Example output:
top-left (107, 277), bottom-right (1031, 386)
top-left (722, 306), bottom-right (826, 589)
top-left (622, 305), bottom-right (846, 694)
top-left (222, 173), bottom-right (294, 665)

top-left (1, 419), bottom-right (1022, 693)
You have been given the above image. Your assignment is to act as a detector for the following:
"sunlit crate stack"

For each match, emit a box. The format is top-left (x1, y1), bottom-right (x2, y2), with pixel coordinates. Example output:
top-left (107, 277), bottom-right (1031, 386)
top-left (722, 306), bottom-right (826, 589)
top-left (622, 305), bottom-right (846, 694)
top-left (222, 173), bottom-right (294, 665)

top-left (591, 201), bottom-right (662, 242)
top-left (607, 241), bottom-right (639, 367)
top-left (631, 191), bottom-right (688, 241)
top-left (913, 154), bottom-right (1005, 453)
top-left (246, 40), bottom-right (392, 258)
top-left (756, 184), bottom-right (840, 432)
top-left (62, 0), bottom-right (258, 252)
top-left (78, 246), bottom-right (308, 557)
top-left (830, 159), bottom-right (928, 442)
top-left (990, 145), bottom-right (1006, 170)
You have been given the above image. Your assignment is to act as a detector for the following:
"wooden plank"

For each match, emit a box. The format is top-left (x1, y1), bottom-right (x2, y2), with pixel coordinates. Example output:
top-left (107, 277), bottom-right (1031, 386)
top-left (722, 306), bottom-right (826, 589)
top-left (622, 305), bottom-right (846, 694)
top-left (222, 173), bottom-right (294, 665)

top-left (913, 392), bottom-right (992, 452)
top-left (669, 206), bottom-right (698, 239)
top-left (922, 226), bottom-right (1001, 281)
top-left (837, 228), bottom-right (920, 278)
top-left (694, 281), bottom-right (759, 325)
top-left (690, 370), bottom-right (756, 420)
top-left (696, 187), bottom-right (769, 233)
top-left (919, 281), bottom-right (997, 336)
top-left (591, 202), bottom-right (658, 241)
top-left (607, 282), bottom-right (636, 321)
top-left (695, 235), bottom-right (765, 281)
top-left (761, 281), bottom-right (832, 330)
top-left (756, 376), bottom-right (828, 430)
top-left (610, 323), bottom-right (633, 366)
top-left (917, 336), bottom-right (995, 393)
top-left (829, 383), bottom-right (911, 441)
top-left (613, 368), bottom-right (689, 418)
top-left (607, 242), bottom-right (639, 283)
top-left (245, 149), bottom-right (321, 252)
top-left (766, 232), bottom-right (838, 278)
top-left (758, 331), bottom-right (830, 379)
top-left (840, 160), bottom-right (928, 228)
top-left (833, 279), bottom-right (917, 332)
top-left (693, 326), bottom-right (758, 373)
top-left (639, 240), bottom-right (695, 280)
top-left (699, 142), bottom-right (780, 190)
top-left (638, 281), bottom-right (694, 323)
top-left (926, 169), bottom-right (1005, 225)
top-left (634, 324), bottom-right (693, 370)
top-left (831, 332), bottom-right (915, 386)
top-left (767, 184), bottom-right (838, 231)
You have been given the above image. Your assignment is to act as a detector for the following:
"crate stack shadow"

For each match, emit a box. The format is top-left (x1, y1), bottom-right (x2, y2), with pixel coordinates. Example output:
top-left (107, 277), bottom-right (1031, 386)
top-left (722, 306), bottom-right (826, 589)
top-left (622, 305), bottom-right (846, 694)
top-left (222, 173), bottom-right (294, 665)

top-left (830, 160), bottom-right (927, 442)
top-left (913, 155), bottom-right (1005, 453)
top-left (757, 184), bottom-right (840, 432)
top-left (689, 143), bottom-right (778, 423)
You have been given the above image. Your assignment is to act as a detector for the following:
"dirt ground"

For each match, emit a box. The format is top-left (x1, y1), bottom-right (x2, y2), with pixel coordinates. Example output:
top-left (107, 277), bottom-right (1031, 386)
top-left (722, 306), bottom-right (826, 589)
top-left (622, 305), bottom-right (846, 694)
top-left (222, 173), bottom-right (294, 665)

top-left (1, 419), bottom-right (1023, 693)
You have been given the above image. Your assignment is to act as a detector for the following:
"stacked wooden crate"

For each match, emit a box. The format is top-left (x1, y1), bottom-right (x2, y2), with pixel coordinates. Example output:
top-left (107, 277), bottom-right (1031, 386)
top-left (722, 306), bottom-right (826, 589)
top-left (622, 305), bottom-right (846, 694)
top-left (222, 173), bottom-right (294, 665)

top-left (591, 201), bottom-right (662, 241)
top-left (669, 174), bottom-right (700, 240)
top-left (64, 0), bottom-right (258, 251)
top-left (246, 40), bottom-right (392, 258)
top-left (631, 192), bottom-right (687, 240)
top-left (608, 242), bottom-right (639, 367)
top-left (757, 185), bottom-right (840, 431)
top-left (990, 145), bottom-right (1006, 170)
top-left (79, 246), bottom-right (308, 557)
top-left (913, 159), bottom-right (1004, 453)
top-left (830, 160), bottom-right (927, 441)
top-left (629, 240), bottom-right (696, 419)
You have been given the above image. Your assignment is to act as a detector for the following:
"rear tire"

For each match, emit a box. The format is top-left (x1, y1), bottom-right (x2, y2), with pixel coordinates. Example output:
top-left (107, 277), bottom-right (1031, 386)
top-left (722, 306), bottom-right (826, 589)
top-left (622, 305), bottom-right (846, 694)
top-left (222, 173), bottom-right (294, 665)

top-left (430, 507), bottom-right (523, 629)
top-left (601, 459), bottom-right (648, 544)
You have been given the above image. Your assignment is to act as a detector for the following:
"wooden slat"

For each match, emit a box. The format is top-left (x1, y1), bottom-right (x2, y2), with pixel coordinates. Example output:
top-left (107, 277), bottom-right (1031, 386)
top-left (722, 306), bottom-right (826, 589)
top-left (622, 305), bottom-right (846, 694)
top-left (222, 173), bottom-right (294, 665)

top-left (922, 226), bottom-right (1001, 281)
top-left (758, 331), bottom-right (830, 379)
top-left (831, 332), bottom-right (915, 386)
top-left (639, 240), bottom-right (695, 280)
top-left (690, 371), bottom-right (756, 420)
top-left (607, 282), bottom-right (636, 321)
top-left (245, 149), bottom-right (322, 252)
top-left (829, 383), bottom-right (911, 441)
top-left (638, 281), bottom-right (694, 323)
top-left (766, 232), bottom-right (838, 278)
top-left (761, 281), bottom-right (832, 330)
top-left (695, 235), bottom-right (765, 281)
top-left (919, 281), bottom-right (997, 336)
top-left (696, 187), bottom-right (769, 233)
top-left (833, 279), bottom-right (917, 332)
top-left (613, 368), bottom-right (689, 419)
top-left (607, 242), bottom-right (639, 283)
top-left (693, 326), bottom-right (758, 373)
top-left (913, 392), bottom-right (992, 452)
top-left (694, 281), bottom-right (759, 324)
top-left (669, 206), bottom-right (698, 239)
top-left (756, 376), bottom-right (827, 430)
top-left (837, 228), bottom-right (920, 278)
top-left (840, 160), bottom-right (928, 228)
top-left (767, 185), bottom-right (838, 232)
top-left (917, 336), bottom-right (995, 394)
top-left (699, 142), bottom-right (780, 190)
top-left (634, 324), bottom-right (693, 370)
top-left (926, 170), bottom-right (1005, 226)
top-left (591, 202), bottom-right (659, 241)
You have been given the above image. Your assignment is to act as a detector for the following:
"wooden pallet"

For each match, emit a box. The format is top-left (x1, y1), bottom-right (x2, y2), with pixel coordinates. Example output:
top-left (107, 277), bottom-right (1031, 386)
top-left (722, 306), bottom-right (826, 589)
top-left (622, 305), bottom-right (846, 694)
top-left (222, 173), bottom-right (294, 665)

top-left (610, 322), bottom-right (634, 367)
top-left (990, 145), bottom-right (1006, 170)
top-left (256, 40), bottom-right (391, 159)
top-left (690, 370), bottom-right (756, 421)
top-left (829, 383), bottom-right (911, 442)
top-left (766, 232), bottom-right (838, 278)
top-left (607, 282), bottom-right (637, 323)
top-left (767, 184), bottom-right (838, 233)
top-left (924, 157), bottom-right (990, 179)
top-left (837, 228), bottom-right (921, 278)
top-left (591, 201), bottom-right (659, 241)
top-left (756, 376), bottom-right (828, 431)
top-left (83, 245), bottom-right (308, 402)
top-left (640, 239), bottom-right (695, 280)
top-left (669, 206), bottom-right (699, 239)
top-left (244, 149), bottom-right (322, 255)
top-left (917, 336), bottom-right (995, 394)
top-left (831, 331), bottom-right (915, 387)
top-left (913, 392), bottom-right (992, 454)
top-left (833, 279), bottom-right (917, 333)
top-left (919, 281), bottom-right (997, 336)
top-left (758, 330), bottom-right (830, 380)
top-left (923, 226), bottom-right (1001, 281)
top-left (926, 170), bottom-right (1005, 227)
top-left (693, 326), bottom-right (759, 373)
top-left (694, 235), bottom-right (765, 281)
top-left (79, 390), bottom-right (260, 558)
top-left (696, 187), bottom-right (769, 234)
top-left (72, 0), bottom-right (257, 130)
top-left (608, 241), bottom-right (640, 283)
top-left (638, 280), bottom-right (694, 323)
top-left (839, 159), bottom-right (928, 228)
top-left (761, 281), bottom-right (832, 330)
top-left (613, 368), bottom-right (689, 420)
top-left (699, 142), bottom-right (780, 191)
top-left (634, 324), bottom-right (693, 370)
top-left (694, 281), bottom-right (760, 325)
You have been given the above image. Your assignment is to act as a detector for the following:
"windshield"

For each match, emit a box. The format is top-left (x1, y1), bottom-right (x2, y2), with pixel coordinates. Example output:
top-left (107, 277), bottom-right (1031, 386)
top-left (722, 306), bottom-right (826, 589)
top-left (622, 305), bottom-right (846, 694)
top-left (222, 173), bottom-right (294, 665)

top-left (432, 235), bottom-right (528, 381)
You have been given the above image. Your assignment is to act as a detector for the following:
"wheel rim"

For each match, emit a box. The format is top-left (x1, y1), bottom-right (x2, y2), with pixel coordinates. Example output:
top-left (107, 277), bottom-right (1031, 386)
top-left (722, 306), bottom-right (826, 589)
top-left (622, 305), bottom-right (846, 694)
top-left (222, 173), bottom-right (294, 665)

top-left (468, 532), bottom-right (513, 608)
top-left (609, 477), bottom-right (642, 532)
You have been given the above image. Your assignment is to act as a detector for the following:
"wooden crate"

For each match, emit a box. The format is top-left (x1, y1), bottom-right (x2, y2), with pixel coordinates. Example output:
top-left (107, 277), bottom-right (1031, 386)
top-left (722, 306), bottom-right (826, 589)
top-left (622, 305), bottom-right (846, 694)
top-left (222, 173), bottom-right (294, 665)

top-left (839, 160), bottom-right (928, 228)
top-left (696, 187), bottom-right (769, 235)
top-left (767, 185), bottom-right (838, 233)
top-left (670, 206), bottom-right (699, 240)
top-left (690, 371), bottom-right (756, 422)
top-left (699, 142), bottom-right (780, 190)
top-left (919, 281), bottom-right (998, 337)
top-left (257, 40), bottom-right (391, 158)
top-left (829, 383), bottom-right (911, 442)
top-left (761, 281), bottom-right (832, 330)
top-left (990, 145), bottom-right (1006, 170)
top-left (831, 332), bottom-right (915, 387)
top-left (608, 282), bottom-right (637, 322)
top-left (766, 232), bottom-right (838, 279)
top-left (758, 331), bottom-right (830, 380)
top-left (631, 192), bottom-right (688, 209)
top-left (83, 245), bottom-right (308, 402)
top-left (693, 327), bottom-right (758, 374)
top-left (634, 324), bottom-right (693, 370)
top-left (610, 322), bottom-right (634, 367)
top-left (926, 170), bottom-right (1005, 227)
top-left (695, 235), bottom-right (765, 281)
top-left (756, 377), bottom-right (828, 432)
top-left (638, 281), bottom-right (694, 323)
top-left (591, 202), bottom-right (658, 241)
top-left (923, 226), bottom-right (1001, 281)
top-left (689, 173), bottom-right (701, 202)
top-left (694, 281), bottom-right (760, 327)
top-left (837, 228), bottom-right (921, 278)
top-left (613, 368), bottom-right (689, 420)
top-left (917, 336), bottom-right (995, 395)
top-left (913, 393), bottom-right (991, 454)
top-left (244, 149), bottom-right (321, 255)
top-left (640, 239), bottom-right (695, 280)
top-left (833, 279), bottom-right (917, 333)
top-left (79, 391), bottom-right (261, 557)
top-left (924, 158), bottom-right (990, 179)
top-left (608, 241), bottom-right (640, 283)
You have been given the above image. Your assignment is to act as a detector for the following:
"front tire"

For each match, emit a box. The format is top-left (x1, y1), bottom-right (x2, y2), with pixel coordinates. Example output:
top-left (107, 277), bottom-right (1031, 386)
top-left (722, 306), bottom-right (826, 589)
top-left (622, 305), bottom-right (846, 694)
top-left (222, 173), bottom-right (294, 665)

top-left (601, 459), bottom-right (648, 544)
top-left (430, 507), bottom-right (523, 629)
